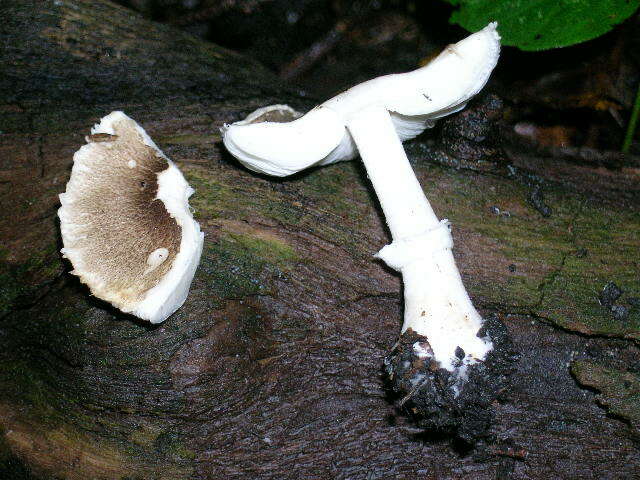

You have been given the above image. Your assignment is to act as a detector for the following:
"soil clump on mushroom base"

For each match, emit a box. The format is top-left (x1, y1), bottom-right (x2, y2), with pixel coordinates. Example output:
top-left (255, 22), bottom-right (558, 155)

top-left (384, 315), bottom-right (518, 444)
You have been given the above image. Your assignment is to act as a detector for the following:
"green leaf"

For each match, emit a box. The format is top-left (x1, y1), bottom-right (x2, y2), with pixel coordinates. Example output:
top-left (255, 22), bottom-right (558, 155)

top-left (444, 0), bottom-right (640, 51)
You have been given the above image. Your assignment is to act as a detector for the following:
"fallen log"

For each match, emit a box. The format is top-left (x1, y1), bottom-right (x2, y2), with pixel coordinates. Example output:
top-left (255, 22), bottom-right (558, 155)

top-left (1, 1), bottom-right (639, 479)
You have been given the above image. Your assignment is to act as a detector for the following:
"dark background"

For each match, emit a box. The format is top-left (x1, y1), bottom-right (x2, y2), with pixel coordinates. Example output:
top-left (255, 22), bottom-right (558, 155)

top-left (116, 0), bottom-right (640, 155)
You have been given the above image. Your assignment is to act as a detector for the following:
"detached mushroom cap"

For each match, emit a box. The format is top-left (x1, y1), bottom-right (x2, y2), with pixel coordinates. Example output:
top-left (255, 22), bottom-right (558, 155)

top-left (222, 22), bottom-right (500, 177)
top-left (58, 111), bottom-right (204, 323)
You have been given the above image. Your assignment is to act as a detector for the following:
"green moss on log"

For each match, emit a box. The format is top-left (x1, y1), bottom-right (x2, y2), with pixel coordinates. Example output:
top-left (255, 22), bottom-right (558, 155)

top-left (572, 360), bottom-right (640, 428)
top-left (412, 166), bottom-right (640, 342)
top-left (199, 231), bottom-right (299, 301)
top-left (184, 162), bottom-right (373, 257)
top-left (537, 203), bottom-right (640, 340)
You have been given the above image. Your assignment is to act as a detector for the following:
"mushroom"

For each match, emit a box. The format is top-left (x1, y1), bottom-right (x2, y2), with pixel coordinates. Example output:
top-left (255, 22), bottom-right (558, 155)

top-left (59, 111), bottom-right (204, 323)
top-left (221, 23), bottom-right (514, 441)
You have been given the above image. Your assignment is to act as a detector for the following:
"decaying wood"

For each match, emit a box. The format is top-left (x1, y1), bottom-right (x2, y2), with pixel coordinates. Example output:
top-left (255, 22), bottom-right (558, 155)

top-left (1, 1), bottom-right (639, 479)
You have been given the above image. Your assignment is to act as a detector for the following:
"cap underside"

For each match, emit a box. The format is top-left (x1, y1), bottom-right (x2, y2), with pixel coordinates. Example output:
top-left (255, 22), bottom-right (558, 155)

top-left (60, 114), bottom-right (182, 312)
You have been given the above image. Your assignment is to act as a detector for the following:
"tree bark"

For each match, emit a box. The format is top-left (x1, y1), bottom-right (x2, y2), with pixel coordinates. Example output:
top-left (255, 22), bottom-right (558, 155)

top-left (1, 1), bottom-right (639, 479)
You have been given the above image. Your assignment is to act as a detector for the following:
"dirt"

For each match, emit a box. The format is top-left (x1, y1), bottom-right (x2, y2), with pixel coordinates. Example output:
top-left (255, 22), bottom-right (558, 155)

top-left (384, 315), bottom-right (518, 445)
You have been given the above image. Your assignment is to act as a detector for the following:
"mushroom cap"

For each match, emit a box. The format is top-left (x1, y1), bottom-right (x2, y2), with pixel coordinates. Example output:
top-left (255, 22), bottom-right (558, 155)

top-left (221, 23), bottom-right (500, 177)
top-left (325, 22), bottom-right (501, 119)
top-left (222, 105), bottom-right (346, 177)
top-left (58, 111), bottom-right (204, 323)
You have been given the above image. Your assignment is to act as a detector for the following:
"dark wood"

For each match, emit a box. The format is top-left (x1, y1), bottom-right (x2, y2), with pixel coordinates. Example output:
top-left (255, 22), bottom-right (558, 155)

top-left (1, 1), bottom-right (639, 479)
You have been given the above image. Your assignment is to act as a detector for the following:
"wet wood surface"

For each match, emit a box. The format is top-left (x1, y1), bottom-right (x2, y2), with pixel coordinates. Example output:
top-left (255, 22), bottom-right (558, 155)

top-left (1, 1), bottom-right (639, 479)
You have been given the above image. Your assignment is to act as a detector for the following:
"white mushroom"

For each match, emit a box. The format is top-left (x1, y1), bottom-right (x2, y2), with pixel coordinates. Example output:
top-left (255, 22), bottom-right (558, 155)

top-left (224, 23), bottom-right (498, 367)
top-left (59, 111), bottom-right (204, 323)
top-left (222, 24), bottom-right (513, 440)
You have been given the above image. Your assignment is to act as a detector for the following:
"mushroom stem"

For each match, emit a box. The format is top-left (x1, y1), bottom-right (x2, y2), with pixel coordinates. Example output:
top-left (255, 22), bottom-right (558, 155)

top-left (346, 106), bottom-right (439, 238)
top-left (346, 105), bottom-right (491, 372)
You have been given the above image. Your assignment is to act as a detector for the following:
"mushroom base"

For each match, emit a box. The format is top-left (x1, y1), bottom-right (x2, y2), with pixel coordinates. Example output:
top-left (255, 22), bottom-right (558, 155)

top-left (383, 314), bottom-right (517, 444)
